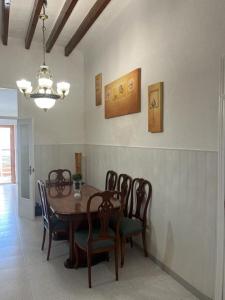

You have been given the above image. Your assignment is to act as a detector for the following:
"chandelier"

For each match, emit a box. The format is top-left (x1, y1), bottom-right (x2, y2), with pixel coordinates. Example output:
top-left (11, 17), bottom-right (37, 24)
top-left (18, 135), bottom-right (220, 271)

top-left (16, 0), bottom-right (70, 111)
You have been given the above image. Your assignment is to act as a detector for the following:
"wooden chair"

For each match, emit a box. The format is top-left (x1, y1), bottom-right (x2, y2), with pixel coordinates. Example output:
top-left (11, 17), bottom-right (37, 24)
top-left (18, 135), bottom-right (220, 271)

top-left (47, 169), bottom-right (72, 187)
top-left (48, 184), bottom-right (72, 198)
top-left (37, 180), bottom-right (68, 260)
top-left (120, 178), bottom-right (152, 267)
top-left (105, 170), bottom-right (118, 191)
top-left (117, 174), bottom-right (132, 217)
top-left (74, 190), bottom-right (123, 288)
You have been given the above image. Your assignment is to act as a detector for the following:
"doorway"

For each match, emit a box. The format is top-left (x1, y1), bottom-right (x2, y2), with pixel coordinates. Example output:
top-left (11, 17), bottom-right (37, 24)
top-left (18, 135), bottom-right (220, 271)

top-left (0, 125), bottom-right (16, 184)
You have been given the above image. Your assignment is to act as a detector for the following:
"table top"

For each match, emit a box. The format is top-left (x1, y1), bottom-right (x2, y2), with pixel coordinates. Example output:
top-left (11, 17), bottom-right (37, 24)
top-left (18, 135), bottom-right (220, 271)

top-left (47, 184), bottom-right (119, 216)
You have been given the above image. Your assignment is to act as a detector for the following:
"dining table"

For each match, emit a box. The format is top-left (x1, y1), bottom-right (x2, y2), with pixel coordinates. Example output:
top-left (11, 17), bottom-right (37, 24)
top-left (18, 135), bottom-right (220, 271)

top-left (47, 183), bottom-right (120, 268)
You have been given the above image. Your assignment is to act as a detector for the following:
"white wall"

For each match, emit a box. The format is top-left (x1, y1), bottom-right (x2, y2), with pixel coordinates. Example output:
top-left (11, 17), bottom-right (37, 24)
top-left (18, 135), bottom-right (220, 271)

top-left (0, 37), bottom-right (85, 146)
top-left (0, 37), bottom-right (85, 195)
top-left (0, 0), bottom-right (221, 298)
top-left (83, 0), bottom-right (225, 151)
top-left (82, 0), bottom-right (223, 298)
top-left (85, 145), bottom-right (217, 299)
top-left (0, 88), bottom-right (17, 117)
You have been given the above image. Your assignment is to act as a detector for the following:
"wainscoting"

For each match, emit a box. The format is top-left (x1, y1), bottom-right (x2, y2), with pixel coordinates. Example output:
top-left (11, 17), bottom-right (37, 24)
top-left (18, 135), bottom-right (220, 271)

top-left (34, 143), bottom-right (84, 200)
top-left (85, 144), bottom-right (217, 299)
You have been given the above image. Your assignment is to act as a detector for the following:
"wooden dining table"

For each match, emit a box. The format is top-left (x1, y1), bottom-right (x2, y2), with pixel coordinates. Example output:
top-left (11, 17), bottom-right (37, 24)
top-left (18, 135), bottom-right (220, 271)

top-left (47, 184), bottom-right (119, 268)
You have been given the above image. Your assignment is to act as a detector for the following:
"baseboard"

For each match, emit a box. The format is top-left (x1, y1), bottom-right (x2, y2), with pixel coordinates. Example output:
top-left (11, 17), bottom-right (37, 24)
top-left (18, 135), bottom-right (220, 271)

top-left (133, 242), bottom-right (212, 300)
top-left (149, 254), bottom-right (212, 300)
top-left (18, 197), bottom-right (35, 220)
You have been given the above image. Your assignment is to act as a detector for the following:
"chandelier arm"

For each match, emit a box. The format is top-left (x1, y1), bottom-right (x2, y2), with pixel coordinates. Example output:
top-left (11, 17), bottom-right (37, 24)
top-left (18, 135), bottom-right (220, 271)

top-left (16, 0), bottom-right (70, 111)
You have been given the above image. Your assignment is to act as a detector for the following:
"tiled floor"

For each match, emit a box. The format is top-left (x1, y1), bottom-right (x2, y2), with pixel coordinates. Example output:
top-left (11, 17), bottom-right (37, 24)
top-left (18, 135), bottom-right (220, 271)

top-left (0, 184), bottom-right (198, 300)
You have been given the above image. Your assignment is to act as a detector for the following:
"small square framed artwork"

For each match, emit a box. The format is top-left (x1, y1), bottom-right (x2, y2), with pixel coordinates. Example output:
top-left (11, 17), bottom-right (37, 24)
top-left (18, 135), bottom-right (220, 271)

top-left (95, 73), bottom-right (102, 106)
top-left (148, 82), bottom-right (163, 133)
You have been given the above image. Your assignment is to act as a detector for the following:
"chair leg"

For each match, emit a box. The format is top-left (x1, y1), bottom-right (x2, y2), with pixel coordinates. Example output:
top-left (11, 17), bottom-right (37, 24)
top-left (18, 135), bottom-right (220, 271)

top-left (74, 243), bottom-right (79, 269)
top-left (105, 253), bottom-right (110, 261)
top-left (114, 242), bottom-right (119, 281)
top-left (120, 237), bottom-right (125, 267)
top-left (142, 230), bottom-right (148, 257)
top-left (47, 231), bottom-right (52, 261)
top-left (130, 237), bottom-right (133, 248)
top-left (41, 227), bottom-right (46, 250)
top-left (87, 251), bottom-right (92, 288)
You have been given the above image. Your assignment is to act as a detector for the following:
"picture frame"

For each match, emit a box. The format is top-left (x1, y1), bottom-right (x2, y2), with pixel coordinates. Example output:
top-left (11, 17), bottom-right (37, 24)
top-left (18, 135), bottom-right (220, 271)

top-left (95, 73), bottom-right (102, 106)
top-left (148, 82), bottom-right (163, 133)
top-left (105, 68), bottom-right (141, 118)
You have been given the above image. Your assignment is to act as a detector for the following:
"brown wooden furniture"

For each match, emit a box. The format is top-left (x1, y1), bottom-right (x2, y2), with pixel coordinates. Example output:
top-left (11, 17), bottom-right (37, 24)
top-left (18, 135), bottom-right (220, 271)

top-left (37, 180), bottom-right (68, 260)
top-left (47, 169), bottom-right (72, 187)
top-left (48, 184), bottom-right (73, 198)
top-left (120, 178), bottom-right (152, 267)
top-left (47, 184), bottom-right (121, 269)
top-left (117, 173), bottom-right (132, 217)
top-left (74, 190), bottom-right (123, 288)
top-left (105, 170), bottom-right (118, 191)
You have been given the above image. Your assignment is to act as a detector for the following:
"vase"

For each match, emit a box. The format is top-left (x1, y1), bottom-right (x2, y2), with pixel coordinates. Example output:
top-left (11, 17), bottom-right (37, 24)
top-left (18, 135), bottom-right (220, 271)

top-left (73, 180), bottom-right (81, 198)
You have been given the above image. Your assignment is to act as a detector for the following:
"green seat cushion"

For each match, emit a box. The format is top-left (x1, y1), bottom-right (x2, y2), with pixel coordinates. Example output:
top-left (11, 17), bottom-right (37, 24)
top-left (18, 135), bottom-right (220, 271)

top-left (50, 215), bottom-right (67, 231)
top-left (120, 217), bottom-right (142, 236)
top-left (75, 227), bottom-right (115, 251)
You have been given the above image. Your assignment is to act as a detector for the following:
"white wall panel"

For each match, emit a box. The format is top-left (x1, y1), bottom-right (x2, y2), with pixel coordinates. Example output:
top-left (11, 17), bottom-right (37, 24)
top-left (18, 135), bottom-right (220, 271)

top-left (85, 144), bottom-right (217, 298)
top-left (34, 144), bottom-right (85, 201)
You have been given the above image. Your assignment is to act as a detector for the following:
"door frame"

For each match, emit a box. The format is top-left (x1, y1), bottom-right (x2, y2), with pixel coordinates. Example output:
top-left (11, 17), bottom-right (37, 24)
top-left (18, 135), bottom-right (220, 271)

top-left (17, 118), bottom-right (35, 220)
top-left (215, 57), bottom-right (225, 300)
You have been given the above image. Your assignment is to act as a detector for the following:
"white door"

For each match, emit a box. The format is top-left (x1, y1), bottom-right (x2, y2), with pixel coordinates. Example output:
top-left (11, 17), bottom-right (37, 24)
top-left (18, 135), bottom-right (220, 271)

top-left (216, 56), bottom-right (225, 300)
top-left (17, 118), bottom-right (35, 219)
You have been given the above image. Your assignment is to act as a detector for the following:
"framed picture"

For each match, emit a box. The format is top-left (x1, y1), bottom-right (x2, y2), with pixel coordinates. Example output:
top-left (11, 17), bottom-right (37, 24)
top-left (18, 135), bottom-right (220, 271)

top-left (148, 82), bottom-right (163, 133)
top-left (105, 68), bottom-right (141, 118)
top-left (95, 73), bottom-right (102, 106)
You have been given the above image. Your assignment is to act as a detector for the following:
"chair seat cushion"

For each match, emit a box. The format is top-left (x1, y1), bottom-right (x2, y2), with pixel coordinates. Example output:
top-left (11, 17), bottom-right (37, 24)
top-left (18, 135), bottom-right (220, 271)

top-left (75, 227), bottom-right (115, 251)
top-left (120, 217), bottom-right (142, 236)
top-left (50, 215), bottom-right (67, 231)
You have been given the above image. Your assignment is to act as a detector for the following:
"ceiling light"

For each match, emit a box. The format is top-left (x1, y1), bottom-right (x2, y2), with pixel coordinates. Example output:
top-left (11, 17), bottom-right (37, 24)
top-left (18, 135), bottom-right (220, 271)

top-left (16, 0), bottom-right (70, 111)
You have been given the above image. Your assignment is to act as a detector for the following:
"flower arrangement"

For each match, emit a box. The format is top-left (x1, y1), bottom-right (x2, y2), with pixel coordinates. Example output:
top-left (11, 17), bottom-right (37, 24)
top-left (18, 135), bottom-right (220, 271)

top-left (72, 173), bottom-right (82, 191)
top-left (72, 173), bottom-right (82, 182)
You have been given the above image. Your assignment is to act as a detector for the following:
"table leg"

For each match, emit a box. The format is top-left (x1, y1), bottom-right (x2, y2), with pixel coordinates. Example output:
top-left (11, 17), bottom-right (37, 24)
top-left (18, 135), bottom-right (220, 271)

top-left (64, 220), bottom-right (75, 268)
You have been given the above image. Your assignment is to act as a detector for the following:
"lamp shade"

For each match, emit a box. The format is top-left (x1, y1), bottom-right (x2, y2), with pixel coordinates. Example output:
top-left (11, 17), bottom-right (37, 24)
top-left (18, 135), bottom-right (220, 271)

top-left (57, 82), bottom-right (70, 97)
top-left (34, 97), bottom-right (56, 110)
top-left (38, 77), bottom-right (53, 89)
top-left (16, 79), bottom-right (32, 94)
top-left (16, 6), bottom-right (70, 111)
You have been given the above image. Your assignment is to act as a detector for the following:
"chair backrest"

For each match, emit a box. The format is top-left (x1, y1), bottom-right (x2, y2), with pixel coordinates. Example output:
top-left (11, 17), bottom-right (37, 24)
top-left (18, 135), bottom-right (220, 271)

top-left (87, 190), bottom-right (123, 249)
top-left (37, 180), bottom-right (50, 226)
top-left (117, 173), bottom-right (132, 217)
top-left (129, 178), bottom-right (152, 225)
top-left (48, 184), bottom-right (72, 198)
top-left (105, 170), bottom-right (118, 191)
top-left (48, 169), bottom-right (72, 186)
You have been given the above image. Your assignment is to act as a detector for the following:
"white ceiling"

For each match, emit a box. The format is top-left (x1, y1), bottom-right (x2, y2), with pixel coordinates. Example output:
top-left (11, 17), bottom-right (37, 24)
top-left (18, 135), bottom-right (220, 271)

top-left (8, 0), bottom-right (131, 52)
top-left (9, 0), bottom-right (97, 46)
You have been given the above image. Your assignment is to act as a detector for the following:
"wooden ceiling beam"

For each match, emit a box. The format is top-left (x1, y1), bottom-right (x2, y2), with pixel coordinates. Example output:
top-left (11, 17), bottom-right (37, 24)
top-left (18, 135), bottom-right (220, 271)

top-left (1, 0), bottom-right (11, 45)
top-left (65, 0), bottom-right (111, 56)
top-left (25, 0), bottom-right (44, 49)
top-left (46, 0), bottom-right (78, 53)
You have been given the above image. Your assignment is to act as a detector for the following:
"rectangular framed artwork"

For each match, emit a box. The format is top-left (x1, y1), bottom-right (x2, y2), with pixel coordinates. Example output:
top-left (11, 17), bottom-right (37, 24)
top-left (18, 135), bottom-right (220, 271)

top-left (105, 68), bottom-right (141, 118)
top-left (95, 73), bottom-right (102, 106)
top-left (148, 82), bottom-right (163, 133)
